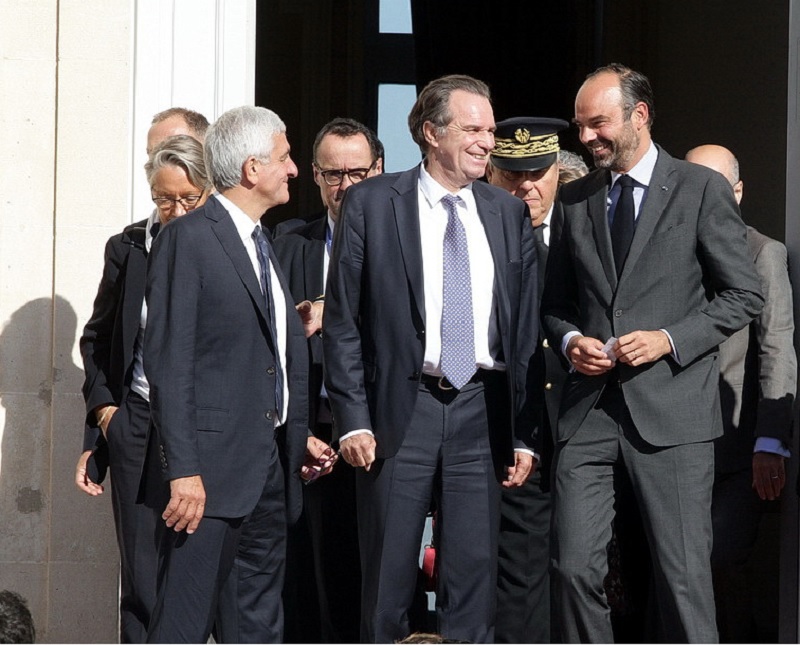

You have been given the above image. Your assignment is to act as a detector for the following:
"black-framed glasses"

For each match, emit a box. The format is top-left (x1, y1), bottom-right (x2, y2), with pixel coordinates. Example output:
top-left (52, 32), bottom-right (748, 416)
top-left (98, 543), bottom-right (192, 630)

top-left (315, 161), bottom-right (377, 186)
top-left (151, 193), bottom-right (204, 210)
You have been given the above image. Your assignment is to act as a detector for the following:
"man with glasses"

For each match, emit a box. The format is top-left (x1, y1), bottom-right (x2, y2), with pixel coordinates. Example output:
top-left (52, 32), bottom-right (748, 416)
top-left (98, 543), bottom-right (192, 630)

top-left (485, 116), bottom-right (569, 644)
top-left (273, 117), bottom-right (383, 644)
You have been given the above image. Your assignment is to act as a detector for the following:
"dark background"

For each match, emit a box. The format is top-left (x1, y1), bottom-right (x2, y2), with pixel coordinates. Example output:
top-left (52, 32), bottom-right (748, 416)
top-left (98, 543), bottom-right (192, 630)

top-left (255, 0), bottom-right (789, 240)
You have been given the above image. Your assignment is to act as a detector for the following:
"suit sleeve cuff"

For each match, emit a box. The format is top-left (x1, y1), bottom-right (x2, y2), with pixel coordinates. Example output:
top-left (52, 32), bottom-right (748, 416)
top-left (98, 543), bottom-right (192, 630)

top-left (754, 436), bottom-right (791, 458)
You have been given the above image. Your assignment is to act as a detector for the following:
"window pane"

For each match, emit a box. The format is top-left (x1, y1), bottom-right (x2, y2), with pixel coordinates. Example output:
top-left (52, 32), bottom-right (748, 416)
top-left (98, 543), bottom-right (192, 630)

top-left (379, 0), bottom-right (412, 34)
top-left (378, 84), bottom-right (421, 172)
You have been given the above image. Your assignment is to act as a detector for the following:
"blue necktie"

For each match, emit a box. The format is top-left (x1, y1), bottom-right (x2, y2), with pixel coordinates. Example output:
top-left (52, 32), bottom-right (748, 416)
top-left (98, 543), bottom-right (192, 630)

top-left (252, 225), bottom-right (284, 418)
top-left (440, 194), bottom-right (475, 390)
top-left (611, 174), bottom-right (636, 278)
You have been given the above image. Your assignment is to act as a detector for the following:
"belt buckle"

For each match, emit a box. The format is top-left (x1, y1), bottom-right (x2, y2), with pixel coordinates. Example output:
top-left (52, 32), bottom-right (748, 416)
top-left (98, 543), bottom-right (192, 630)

top-left (437, 376), bottom-right (454, 391)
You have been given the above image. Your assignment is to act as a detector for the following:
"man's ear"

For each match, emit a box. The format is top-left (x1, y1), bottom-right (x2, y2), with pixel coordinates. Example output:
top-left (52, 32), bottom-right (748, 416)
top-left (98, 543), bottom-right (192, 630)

top-left (733, 179), bottom-right (744, 205)
top-left (631, 102), bottom-right (650, 131)
top-left (242, 156), bottom-right (260, 186)
top-left (423, 121), bottom-right (440, 148)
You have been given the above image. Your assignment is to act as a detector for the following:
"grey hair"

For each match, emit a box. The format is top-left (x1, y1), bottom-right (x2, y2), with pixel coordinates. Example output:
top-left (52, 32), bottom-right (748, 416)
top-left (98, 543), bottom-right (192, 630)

top-left (145, 134), bottom-right (211, 191)
top-left (204, 106), bottom-right (286, 191)
top-left (408, 74), bottom-right (492, 154)
top-left (557, 150), bottom-right (590, 185)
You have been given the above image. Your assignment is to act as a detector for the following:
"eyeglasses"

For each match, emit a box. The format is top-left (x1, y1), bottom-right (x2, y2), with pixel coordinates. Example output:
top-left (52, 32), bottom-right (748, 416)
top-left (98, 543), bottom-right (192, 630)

top-left (315, 161), bottom-right (377, 186)
top-left (151, 193), bottom-right (204, 210)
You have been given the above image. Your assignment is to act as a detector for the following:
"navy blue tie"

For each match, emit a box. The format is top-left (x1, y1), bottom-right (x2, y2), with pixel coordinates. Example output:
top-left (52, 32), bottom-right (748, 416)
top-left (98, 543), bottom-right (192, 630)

top-left (611, 174), bottom-right (636, 278)
top-left (440, 194), bottom-right (475, 390)
top-left (252, 225), bottom-right (284, 418)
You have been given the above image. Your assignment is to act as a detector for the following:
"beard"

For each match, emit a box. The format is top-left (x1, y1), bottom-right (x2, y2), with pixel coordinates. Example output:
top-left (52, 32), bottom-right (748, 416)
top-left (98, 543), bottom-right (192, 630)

top-left (589, 121), bottom-right (640, 172)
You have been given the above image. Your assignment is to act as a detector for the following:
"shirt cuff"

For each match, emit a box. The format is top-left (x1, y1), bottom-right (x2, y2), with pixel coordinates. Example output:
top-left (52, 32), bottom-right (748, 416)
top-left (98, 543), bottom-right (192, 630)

top-left (754, 436), bottom-right (791, 459)
top-left (561, 331), bottom-right (582, 360)
top-left (659, 328), bottom-right (680, 364)
top-left (339, 428), bottom-right (374, 443)
top-left (514, 448), bottom-right (539, 463)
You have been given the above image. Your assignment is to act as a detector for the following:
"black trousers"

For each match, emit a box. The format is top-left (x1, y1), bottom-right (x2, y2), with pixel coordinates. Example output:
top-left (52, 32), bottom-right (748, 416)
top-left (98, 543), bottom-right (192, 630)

top-left (496, 470), bottom-right (554, 644)
top-left (107, 390), bottom-right (159, 644)
top-left (711, 467), bottom-right (780, 643)
top-left (147, 441), bottom-right (286, 644)
top-left (356, 375), bottom-right (504, 644)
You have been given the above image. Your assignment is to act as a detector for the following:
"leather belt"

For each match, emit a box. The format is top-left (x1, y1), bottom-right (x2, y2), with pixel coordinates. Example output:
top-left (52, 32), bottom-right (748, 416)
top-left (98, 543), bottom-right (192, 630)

top-left (419, 369), bottom-right (493, 391)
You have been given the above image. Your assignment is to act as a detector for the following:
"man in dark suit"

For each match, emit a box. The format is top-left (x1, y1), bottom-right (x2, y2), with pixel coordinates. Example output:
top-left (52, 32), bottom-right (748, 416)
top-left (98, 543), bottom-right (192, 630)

top-left (273, 117), bottom-right (384, 643)
top-left (143, 106), bottom-right (324, 643)
top-left (323, 74), bottom-right (539, 644)
top-left (686, 144), bottom-right (796, 642)
top-left (542, 64), bottom-right (764, 643)
top-left (485, 116), bottom-right (569, 644)
top-left (75, 109), bottom-right (209, 643)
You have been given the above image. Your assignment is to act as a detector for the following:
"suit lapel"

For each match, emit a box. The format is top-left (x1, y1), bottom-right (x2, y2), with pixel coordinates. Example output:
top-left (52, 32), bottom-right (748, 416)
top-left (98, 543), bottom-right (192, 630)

top-left (206, 199), bottom-right (270, 323)
top-left (473, 182), bottom-right (509, 298)
top-left (305, 217), bottom-right (327, 298)
top-left (585, 170), bottom-right (617, 289)
top-left (618, 147), bottom-right (675, 283)
top-left (392, 167), bottom-right (426, 325)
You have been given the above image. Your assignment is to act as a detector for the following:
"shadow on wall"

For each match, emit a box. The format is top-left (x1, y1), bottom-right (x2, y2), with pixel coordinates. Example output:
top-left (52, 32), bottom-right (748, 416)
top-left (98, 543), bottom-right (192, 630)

top-left (0, 296), bottom-right (118, 643)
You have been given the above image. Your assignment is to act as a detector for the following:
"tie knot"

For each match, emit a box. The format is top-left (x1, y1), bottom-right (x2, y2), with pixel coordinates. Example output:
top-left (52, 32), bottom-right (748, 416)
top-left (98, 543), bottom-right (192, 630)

top-left (252, 225), bottom-right (263, 241)
top-left (617, 174), bottom-right (635, 189)
top-left (441, 194), bottom-right (461, 214)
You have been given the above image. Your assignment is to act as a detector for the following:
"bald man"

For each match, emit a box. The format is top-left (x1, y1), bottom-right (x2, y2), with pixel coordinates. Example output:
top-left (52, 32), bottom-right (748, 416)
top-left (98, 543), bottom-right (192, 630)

top-left (686, 144), bottom-right (796, 642)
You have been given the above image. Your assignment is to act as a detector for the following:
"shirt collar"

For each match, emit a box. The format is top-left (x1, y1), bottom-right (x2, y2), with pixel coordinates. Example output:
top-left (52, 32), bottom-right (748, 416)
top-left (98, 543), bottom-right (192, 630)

top-left (418, 163), bottom-right (474, 207)
top-left (214, 192), bottom-right (262, 241)
top-left (145, 208), bottom-right (160, 252)
top-left (326, 212), bottom-right (336, 239)
top-left (543, 204), bottom-right (554, 228)
top-left (610, 140), bottom-right (658, 188)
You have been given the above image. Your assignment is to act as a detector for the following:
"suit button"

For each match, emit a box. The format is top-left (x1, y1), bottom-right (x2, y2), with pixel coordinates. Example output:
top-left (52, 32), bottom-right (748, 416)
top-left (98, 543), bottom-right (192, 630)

top-left (545, 382), bottom-right (553, 391)
top-left (614, 309), bottom-right (623, 317)
top-left (267, 366), bottom-right (276, 375)
top-left (265, 410), bottom-right (273, 420)
top-left (411, 371), bottom-right (420, 379)
top-left (542, 338), bottom-right (550, 349)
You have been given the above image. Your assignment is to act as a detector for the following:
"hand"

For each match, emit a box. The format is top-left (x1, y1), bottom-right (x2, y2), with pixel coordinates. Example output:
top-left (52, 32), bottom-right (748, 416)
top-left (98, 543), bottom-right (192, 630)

top-left (75, 450), bottom-right (104, 496)
top-left (567, 336), bottom-right (615, 375)
top-left (503, 452), bottom-right (535, 488)
top-left (339, 433), bottom-right (377, 471)
top-left (296, 300), bottom-right (324, 338)
top-left (95, 405), bottom-right (119, 438)
top-left (752, 452), bottom-right (786, 501)
top-left (163, 475), bottom-right (206, 534)
top-left (301, 436), bottom-right (339, 483)
top-left (615, 330), bottom-right (671, 366)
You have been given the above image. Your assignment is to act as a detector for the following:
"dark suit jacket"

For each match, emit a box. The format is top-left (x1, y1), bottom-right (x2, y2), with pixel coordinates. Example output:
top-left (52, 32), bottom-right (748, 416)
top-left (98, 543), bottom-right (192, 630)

top-left (542, 146), bottom-right (764, 446)
top-left (272, 214), bottom-right (328, 438)
top-left (716, 226), bottom-right (797, 473)
top-left (144, 195), bottom-right (309, 522)
top-left (530, 213), bottom-right (568, 484)
top-left (80, 218), bottom-right (150, 482)
top-left (323, 166), bottom-right (540, 472)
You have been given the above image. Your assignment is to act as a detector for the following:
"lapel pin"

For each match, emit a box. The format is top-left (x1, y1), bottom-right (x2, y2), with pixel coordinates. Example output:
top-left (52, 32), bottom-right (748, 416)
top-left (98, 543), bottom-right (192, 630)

top-left (661, 185), bottom-right (668, 191)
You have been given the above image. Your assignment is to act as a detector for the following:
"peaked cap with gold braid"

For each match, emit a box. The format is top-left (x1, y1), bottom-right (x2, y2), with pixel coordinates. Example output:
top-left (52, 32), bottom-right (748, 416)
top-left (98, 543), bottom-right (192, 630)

top-left (490, 116), bottom-right (569, 171)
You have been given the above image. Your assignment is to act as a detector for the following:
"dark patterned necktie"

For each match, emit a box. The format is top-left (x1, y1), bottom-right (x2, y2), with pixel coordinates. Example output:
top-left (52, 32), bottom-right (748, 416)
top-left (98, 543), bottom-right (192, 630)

top-left (252, 225), bottom-right (284, 417)
top-left (440, 194), bottom-right (475, 389)
top-left (611, 174), bottom-right (636, 278)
